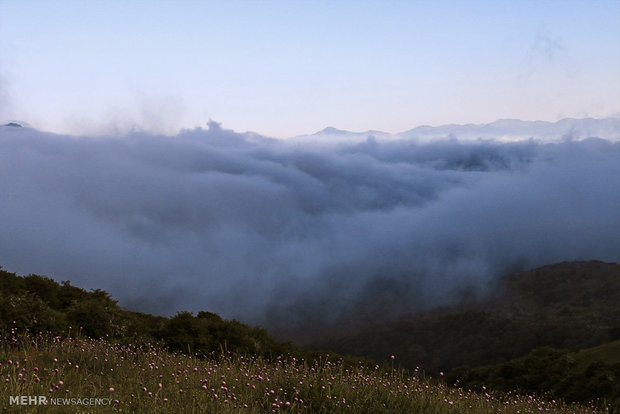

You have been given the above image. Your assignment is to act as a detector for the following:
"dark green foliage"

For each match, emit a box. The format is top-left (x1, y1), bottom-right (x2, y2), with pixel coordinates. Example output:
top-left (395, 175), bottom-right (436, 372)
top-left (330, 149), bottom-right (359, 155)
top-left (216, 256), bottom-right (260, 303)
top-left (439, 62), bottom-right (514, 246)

top-left (312, 261), bottom-right (620, 374)
top-left (308, 261), bottom-right (620, 408)
top-left (450, 344), bottom-right (620, 410)
top-left (197, 310), bottom-right (223, 322)
top-left (66, 297), bottom-right (114, 338)
top-left (156, 311), bottom-right (290, 357)
top-left (2, 261), bottom-right (619, 409)
top-left (0, 292), bottom-right (66, 333)
top-left (0, 267), bottom-right (295, 362)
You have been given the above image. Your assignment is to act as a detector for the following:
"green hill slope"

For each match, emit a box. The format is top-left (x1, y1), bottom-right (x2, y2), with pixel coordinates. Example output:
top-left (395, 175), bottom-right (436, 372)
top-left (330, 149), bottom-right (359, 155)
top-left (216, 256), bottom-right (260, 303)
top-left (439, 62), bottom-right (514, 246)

top-left (2, 261), bottom-right (618, 409)
top-left (0, 266), bottom-right (297, 360)
top-left (572, 340), bottom-right (620, 369)
top-left (310, 261), bottom-right (620, 374)
top-left (450, 340), bottom-right (620, 408)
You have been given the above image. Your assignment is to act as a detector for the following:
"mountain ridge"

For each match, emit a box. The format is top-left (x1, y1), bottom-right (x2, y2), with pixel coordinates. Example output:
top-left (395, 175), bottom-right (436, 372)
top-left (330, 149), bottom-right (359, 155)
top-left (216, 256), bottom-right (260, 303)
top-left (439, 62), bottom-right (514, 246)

top-left (293, 117), bottom-right (620, 143)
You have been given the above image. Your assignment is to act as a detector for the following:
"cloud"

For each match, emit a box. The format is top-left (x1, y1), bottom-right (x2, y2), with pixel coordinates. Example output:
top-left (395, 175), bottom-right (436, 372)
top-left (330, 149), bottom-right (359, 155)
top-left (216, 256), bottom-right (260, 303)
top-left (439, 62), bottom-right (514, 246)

top-left (61, 91), bottom-right (188, 137)
top-left (531, 31), bottom-right (565, 64)
top-left (518, 30), bottom-right (573, 82)
top-left (1, 123), bottom-right (619, 333)
top-left (0, 71), bottom-right (13, 122)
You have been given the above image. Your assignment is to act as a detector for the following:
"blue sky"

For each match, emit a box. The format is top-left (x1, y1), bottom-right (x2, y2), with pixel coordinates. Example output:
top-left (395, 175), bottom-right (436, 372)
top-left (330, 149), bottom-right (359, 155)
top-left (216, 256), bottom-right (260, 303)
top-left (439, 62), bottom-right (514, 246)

top-left (1, 0), bottom-right (619, 137)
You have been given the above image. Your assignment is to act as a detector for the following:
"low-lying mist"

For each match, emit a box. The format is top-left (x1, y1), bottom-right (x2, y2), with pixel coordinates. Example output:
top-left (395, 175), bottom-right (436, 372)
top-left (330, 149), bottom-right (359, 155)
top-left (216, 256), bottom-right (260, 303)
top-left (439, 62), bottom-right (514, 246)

top-left (1, 121), bottom-right (619, 333)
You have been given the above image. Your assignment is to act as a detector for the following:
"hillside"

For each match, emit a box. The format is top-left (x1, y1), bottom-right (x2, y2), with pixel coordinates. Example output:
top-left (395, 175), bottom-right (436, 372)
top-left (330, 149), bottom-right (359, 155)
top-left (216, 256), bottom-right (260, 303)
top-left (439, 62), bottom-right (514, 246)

top-left (309, 261), bottom-right (620, 375)
top-left (2, 261), bottom-right (619, 410)
top-left (450, 340), bottom-right (620, 408)
top-left (1, 331), bottom-right (602, 413)
top-left (0, 264), bottom-right (613, 413)
top-left (0, 266), bottom-right (300, 361)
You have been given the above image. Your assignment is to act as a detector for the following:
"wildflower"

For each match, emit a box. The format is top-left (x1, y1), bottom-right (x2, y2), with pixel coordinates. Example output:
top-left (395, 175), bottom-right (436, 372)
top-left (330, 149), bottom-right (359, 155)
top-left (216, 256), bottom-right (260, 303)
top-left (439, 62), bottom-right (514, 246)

top-left (109, 387), bottom-right (114, 392)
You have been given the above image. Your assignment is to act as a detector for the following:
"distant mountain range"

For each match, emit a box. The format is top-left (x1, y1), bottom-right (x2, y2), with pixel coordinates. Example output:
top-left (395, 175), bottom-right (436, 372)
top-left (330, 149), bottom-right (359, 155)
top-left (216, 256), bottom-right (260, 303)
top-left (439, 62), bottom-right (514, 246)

top-left (292, 117), bottom-right (620, 144)
top-left (4, 118), bottom-right (619, 143)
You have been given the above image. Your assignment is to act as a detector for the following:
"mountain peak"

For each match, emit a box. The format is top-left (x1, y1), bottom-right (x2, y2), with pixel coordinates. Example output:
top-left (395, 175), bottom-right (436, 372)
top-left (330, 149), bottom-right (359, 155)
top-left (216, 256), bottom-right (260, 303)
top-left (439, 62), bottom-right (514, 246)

top-left (315, 126), bottom-right (348, 135)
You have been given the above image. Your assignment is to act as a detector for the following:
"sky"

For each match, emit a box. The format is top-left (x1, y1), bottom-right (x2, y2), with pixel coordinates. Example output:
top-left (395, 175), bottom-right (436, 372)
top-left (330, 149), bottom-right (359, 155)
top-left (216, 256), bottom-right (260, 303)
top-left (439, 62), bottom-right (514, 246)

top-left (1, 0), bottom-right (619, 138)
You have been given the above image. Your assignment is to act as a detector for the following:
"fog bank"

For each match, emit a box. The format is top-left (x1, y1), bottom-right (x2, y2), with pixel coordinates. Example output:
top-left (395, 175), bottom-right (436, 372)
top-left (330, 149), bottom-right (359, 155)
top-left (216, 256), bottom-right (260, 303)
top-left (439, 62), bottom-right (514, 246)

top-left (1, 121), bottom-right (619, 329)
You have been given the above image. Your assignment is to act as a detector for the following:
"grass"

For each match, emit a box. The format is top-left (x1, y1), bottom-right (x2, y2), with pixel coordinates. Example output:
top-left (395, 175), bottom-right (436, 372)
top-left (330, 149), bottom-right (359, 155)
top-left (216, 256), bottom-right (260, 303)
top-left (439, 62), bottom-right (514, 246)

top-left (0, 329), bottom-right (611, 413)
top-left (572, 340), bottom-right (620, 371)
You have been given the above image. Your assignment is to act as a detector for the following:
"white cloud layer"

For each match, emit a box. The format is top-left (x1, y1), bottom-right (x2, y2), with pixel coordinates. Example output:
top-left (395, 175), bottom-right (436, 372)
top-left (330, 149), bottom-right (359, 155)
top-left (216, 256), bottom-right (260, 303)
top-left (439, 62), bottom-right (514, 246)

top-left (1, 121), bottom-right (619, 330)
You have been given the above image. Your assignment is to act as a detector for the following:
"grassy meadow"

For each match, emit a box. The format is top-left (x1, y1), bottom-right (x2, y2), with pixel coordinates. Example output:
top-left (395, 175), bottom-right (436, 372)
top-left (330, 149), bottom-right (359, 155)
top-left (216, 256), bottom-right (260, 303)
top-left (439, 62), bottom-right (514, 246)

top-left (1, 265), bottom-right (619, 412)
top-left (1, 329), bottom-right (612, 414)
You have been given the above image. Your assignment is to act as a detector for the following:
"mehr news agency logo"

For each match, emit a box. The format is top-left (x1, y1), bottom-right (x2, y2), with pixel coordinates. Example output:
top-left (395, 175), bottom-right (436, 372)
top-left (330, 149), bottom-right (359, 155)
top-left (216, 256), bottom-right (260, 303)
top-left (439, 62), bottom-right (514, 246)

top-left (9, 395), bottom-right (113, 406)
